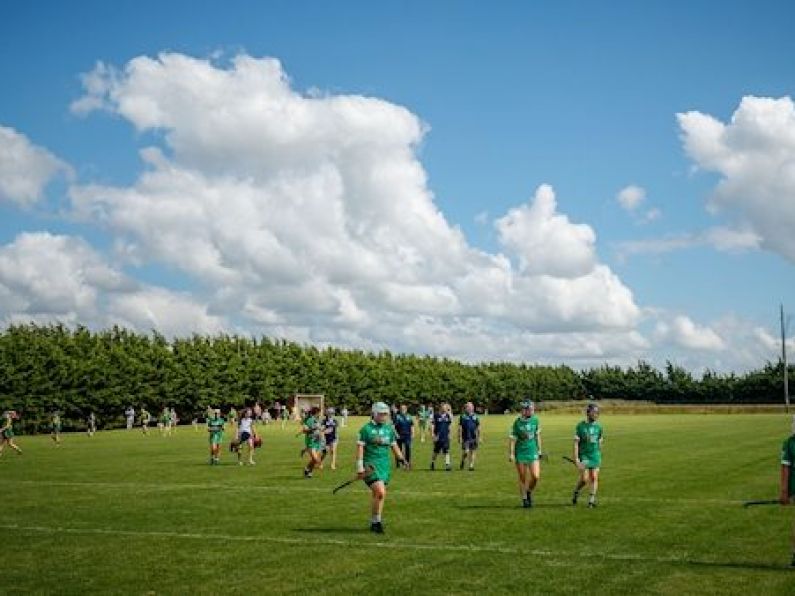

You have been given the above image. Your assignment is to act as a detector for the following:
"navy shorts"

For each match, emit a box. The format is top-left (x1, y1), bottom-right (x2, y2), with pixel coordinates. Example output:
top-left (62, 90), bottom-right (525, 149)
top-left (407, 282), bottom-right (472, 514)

top-left (433, 438), bottom-right (450, 454)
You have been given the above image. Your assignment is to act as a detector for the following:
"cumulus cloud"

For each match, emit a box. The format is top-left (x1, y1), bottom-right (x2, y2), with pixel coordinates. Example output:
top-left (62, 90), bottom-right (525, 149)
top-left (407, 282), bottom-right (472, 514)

top-left (0, 232), bottom-right (225, 336)
top-left (65, 52), bottom-right (642, 362)
top-left (496, 184), bottom-right (597, 278)
top-left (0, 126), bottom-right (71, 206)
top-left (653, 314), bottom-right (725, 352)
top-left (678, 95), bottom-right (795, 263)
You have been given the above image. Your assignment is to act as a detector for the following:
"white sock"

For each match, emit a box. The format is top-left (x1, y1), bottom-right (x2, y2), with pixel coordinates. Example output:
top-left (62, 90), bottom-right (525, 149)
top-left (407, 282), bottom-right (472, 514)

top-left (445, 454), bottom-right (450, 466)
top-left (372, 515), bottom-right (381, 523)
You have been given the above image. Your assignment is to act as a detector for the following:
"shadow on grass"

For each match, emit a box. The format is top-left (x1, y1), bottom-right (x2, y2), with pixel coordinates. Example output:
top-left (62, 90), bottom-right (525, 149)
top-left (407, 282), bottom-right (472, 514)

top-left (292, 527), bottom-right (370, 534)
top-left (455, 503), bottom-right (573, 510)
top-left (681, 559), bottom-right (792, 572)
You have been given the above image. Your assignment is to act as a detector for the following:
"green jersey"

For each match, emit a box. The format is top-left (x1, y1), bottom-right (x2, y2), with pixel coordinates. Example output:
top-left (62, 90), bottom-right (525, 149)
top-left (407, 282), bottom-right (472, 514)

top-left (207, 416), bottom-right (225, 444)
top-left (575, 420), bottom-right (603, 468)
top-left (510, 415), bottom-right (540, 463)
top-left (358, 420), bottom-right (397, 484)
top-left (1, 413), bottom-right (13, 438)
top-left (781, 435), bottom-right (795, 497)
top-left (304, 416), bottom-right (323, 449)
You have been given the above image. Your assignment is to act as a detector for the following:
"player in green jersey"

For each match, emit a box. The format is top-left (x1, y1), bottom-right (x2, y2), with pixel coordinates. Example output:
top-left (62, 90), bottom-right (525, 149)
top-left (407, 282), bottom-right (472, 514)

top-left (207, 409), bottom-right (225, 465)
top-left (572, 403), bottom-right (604, 508)
top-left (356, 402), bottom-right (407, 533)
top-left (0, 410), bottom-right (22, 456)
top-left (779, 416), bottom-right (795, 566)
top-left (302, 407), bottom-right (324, 478)
top-left (508, 400), bottom-right (542, 508)
top-left (158, 407), bottom-right (171, 436)
top-left (418, 404), bottom-right (431, 443)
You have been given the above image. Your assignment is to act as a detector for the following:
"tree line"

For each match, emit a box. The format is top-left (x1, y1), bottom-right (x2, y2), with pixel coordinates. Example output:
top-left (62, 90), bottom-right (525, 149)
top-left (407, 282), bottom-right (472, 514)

top-left (0, 324), bottom-right (790, 432)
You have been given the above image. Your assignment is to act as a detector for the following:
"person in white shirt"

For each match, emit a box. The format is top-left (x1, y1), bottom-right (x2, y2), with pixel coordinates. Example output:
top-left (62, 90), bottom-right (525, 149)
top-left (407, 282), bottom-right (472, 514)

top-left (236, 408), bottom-right (258, 466)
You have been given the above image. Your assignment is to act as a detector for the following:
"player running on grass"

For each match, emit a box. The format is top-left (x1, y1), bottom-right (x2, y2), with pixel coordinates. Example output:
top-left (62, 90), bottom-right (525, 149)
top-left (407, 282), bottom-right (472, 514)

top-left (458, 401), bottom-right (481, 471)
top-left (0, 410), bottom-right (22, 456)
top-left (302, 406), bottom-right (324, 478)
top-left (321, 407), bottom-right (339, 471)
top-left (430, 403), bottom-right (453, 471)
top-left (207, 409), bottom-right (225, 465)
top-left (508, 400), bottom-right (543, 508)
top-left (779, 415), bottom-right (795, 566)
top-left (572, 403), bottom-right (604, 508)
top-left (356, 401), bottom-right (407, 534)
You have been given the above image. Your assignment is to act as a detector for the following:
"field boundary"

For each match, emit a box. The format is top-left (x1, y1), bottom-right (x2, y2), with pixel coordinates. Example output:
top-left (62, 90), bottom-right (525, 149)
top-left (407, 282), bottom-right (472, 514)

top-left (536, 401), bottom-right (789, 415)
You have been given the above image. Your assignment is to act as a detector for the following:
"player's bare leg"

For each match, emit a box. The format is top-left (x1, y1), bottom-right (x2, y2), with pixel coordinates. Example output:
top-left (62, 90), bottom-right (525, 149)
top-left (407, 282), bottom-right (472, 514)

top-left (369, 481), bottom-right (386, 533)
top-left (587, 469), bottom-right (600, 507)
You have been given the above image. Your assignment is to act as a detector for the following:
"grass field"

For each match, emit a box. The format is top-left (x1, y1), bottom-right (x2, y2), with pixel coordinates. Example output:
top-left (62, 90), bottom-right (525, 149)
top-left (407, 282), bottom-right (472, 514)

top-left (3, 413), bottom-right (795, 595)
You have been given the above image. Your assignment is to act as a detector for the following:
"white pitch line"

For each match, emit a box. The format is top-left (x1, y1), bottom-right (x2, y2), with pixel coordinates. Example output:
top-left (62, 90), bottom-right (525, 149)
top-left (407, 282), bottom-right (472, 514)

top-left (0, 523), bottom-right (744, 567)
top-left (1, 479), bottom-right (750, 506)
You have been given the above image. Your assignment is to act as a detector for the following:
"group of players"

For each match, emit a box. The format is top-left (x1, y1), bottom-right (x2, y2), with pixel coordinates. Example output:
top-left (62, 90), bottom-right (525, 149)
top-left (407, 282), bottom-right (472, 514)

top-left (348, 399), bottom-right (603, 533)
top-left (3, 401), bottom-right (795, 565)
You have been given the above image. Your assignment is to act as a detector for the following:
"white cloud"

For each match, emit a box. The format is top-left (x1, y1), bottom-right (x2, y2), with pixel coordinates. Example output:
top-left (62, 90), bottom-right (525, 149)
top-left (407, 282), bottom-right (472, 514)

top-left (616, 225), bottom-right (761, 261)
top-left (616, 185), bottom-right (646, 211)
top-left (496, 184), bottom-right (597, 278)
top-left (0, 232), bottom-right (225, 336)
top-left (678, 95), bottom-right (795, 263)
top-left (0, 126), bottom-right (71, 206)
top-left (66, 52), bottom-right (642, 362)
top-left (653, 314), bottom-right (725, 352)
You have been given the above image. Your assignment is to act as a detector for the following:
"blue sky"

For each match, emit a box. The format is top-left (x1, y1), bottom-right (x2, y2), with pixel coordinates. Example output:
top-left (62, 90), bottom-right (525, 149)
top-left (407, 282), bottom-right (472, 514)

top-left (1, 0), bottom-right (794, 372)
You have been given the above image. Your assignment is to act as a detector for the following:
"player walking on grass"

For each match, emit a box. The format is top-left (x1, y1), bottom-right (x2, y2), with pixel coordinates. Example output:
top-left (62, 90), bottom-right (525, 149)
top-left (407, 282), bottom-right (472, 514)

top-left (0, 410), bottom-right (22, 456)
top-left (87, 412), bottom-right (96, 437)
top-left (394, 404), bottom-right (414, 469)
top-left (302, 406), bottom-right (324, 478)
top-left (236, 408), bottom-right (257, 466)
top-left (321, 407), bottom-right (339, 470)
top-left (207, 409), bottom-right (225, 465)
top-left (508, 400), bottom-right (542, 508)
top-left (572, 403), bottom-right (604, 508)
top-left (50, 411), bottom-right (62, 445)
top-left (356, 401), bottom-right (407, 534)
top-left (779, 416), bottom-right (795, 566)
top-left (418, 404), bottom-right (430, 443)
top-left (430, 403), bottom-right (453, 471)
top-left (459, 402), bottom-right (481, 471)
top-left (140, 408), bottom-right (151, 435)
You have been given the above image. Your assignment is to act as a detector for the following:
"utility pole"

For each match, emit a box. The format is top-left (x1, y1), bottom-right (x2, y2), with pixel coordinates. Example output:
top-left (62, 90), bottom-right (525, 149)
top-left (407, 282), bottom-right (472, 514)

top-left (782, 303), bottom-right (790, 413)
